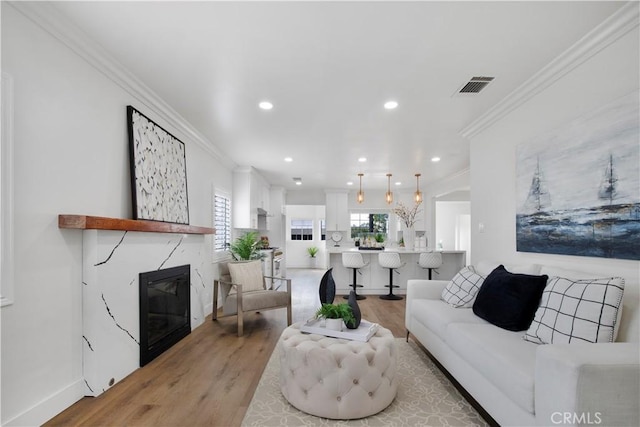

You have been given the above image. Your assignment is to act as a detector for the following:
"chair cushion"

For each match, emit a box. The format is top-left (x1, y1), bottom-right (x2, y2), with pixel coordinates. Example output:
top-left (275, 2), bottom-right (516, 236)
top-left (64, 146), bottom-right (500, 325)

top-left (524, 276), bottom-right (625, 344)
top-left (223, 290), bottom-right (289, 314)
top-left (228, 260), bottom-right (264, 293)
top-left (472, 265), bottom-right (548, 331)
top-left (441, 266), bottom-right (485, 308)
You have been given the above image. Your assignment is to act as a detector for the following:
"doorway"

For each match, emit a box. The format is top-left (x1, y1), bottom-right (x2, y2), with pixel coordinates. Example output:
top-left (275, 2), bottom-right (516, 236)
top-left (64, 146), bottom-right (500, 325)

top-left (435, 192), bottom-right (470, 253)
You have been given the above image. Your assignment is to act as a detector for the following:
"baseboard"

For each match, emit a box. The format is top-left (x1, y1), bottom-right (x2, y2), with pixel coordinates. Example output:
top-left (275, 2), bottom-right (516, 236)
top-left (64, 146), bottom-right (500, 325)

top-left (3, 379), bottom-right (84, 426)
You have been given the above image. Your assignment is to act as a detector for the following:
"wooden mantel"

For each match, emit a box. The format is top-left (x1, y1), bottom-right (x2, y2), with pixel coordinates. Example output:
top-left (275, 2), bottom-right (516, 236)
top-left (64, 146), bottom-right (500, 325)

top-left (58, 215), bottom-right (215, 235)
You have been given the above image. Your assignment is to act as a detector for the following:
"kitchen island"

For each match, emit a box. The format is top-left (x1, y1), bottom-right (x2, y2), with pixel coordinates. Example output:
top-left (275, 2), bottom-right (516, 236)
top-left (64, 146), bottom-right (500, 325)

top-left (326, 247), bottom-right (466, 296)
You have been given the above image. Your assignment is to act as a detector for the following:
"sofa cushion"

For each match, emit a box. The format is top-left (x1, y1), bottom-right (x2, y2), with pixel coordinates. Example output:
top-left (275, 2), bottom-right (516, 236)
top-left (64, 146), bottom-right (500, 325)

top-left (411, 299), bottom-right (487, 342)
top-left (447, 322), bottom-right (538, 414)
top-left (524, 276), bottom-right (625, 344)
top-left (472, 265), bottom-right (548, 331)
top-left (441, 266), bottom-right (485, 308)
top-left (538, 266), bottom-right (601, 280)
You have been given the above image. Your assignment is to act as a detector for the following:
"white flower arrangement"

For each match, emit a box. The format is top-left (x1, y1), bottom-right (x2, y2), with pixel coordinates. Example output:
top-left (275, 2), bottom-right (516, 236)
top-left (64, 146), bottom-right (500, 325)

top-left (392, 201), bottom-right (422, 228)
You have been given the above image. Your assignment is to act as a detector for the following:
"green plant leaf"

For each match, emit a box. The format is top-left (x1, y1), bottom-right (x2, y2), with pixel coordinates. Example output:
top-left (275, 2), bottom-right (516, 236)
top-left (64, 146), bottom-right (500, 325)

top-left (230, 231), bottom-right (261, 260)
top-left (315, 303), bottom-right (355, 327)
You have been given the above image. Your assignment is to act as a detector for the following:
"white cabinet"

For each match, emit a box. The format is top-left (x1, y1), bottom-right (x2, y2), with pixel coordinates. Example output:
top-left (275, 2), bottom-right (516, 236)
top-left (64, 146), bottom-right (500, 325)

top-left (260, 184), bottom-right (270, 212)
top-left (325, 191), bottom-right (350, 231)
top-left (233, 167), bottom-right (270, 229)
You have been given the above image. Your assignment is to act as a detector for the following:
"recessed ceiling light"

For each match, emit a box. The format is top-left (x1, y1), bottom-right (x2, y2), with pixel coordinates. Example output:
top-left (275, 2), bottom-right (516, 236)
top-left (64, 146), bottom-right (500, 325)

top-left (293, 177), bottom-right (302, 185)
top-left (395, 182), bottom-right (402, 186)
top-left (384, 100), bottom-right (398, 110)
top-left (284, 157), bottom-right (293, 162)
top-left (431, 157), bottom-right (441, 162)
top-left (346, 181), bottom-right (353, 186)
top-left (259, 101), bottom-right (273, 110)
top-left (358, 157), bottom-right (367, 162)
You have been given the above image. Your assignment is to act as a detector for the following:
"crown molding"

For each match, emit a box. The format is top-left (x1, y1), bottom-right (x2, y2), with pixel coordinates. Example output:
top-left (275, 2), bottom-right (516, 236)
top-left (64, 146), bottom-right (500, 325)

top-left (425, 168), bottom-right (470, 194)
top-left (460, 2), bottom-right (639, 139)
top-left (9, 1), bottom-right (237, 170)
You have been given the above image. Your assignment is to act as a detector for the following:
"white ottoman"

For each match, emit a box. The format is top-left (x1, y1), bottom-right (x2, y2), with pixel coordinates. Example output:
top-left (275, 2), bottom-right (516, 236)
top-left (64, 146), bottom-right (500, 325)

top-left (278, 322), bottom-right (398, 419)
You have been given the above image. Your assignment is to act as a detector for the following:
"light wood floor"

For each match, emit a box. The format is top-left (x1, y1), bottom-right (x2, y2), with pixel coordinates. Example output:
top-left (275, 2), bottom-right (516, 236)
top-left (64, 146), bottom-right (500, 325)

top-left (45, 269), bottom-right (408, 427)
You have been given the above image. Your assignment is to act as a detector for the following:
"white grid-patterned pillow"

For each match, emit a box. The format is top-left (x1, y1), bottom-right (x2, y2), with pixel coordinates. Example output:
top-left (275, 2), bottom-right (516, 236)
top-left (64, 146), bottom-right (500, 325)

top-left (524, 276), bottom-right (625, 344)
top-left (441, 266), bottom-right (485, 308)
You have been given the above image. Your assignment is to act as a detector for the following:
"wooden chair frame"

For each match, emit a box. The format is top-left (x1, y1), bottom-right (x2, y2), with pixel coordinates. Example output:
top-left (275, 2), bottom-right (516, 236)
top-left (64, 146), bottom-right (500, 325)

top-left (212, 275), bottom-right (292, 336)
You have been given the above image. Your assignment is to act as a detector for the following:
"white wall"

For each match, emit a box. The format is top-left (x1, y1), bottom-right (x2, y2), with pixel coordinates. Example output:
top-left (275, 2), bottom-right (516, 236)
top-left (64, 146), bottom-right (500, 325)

top-left (435, 201), bottom-right (470, 251)
top-left (0, 5), bottom-right (232, 425)
top-left (469, 19), bottom-right (639, 285)
top-left (285, 205), bottom-right (326, 268)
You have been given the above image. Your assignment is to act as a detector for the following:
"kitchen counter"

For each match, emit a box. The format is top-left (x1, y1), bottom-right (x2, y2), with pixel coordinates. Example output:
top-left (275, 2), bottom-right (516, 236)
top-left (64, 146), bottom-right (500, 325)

top-left (326, 248), bottom-right (466, 296)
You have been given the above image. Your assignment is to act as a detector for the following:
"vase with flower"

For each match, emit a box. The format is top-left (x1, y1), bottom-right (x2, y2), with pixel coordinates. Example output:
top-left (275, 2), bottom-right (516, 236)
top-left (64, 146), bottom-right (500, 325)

top-left (392, 201), bottom-right (422, 250)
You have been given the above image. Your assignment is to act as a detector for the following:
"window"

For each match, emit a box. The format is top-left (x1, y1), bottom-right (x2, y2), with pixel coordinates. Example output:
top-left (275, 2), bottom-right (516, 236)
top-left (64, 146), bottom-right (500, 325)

top-left (320, 220), bottom-right (326, 241)
top-left (350, 213), bottom-right (388, 238)
top-left (291, 219), bottom-right (313, 240)
top-left (213, 191), bottom-right (231, 253)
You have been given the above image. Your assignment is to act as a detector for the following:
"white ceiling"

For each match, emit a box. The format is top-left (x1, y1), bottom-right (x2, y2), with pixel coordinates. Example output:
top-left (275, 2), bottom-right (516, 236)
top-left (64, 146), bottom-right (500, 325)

top-left (51, 1), bottom-right (623, 191)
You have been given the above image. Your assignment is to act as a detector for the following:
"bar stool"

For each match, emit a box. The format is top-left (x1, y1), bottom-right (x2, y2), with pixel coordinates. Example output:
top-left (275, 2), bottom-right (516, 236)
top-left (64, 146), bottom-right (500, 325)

top-left (342, 252), bottom-right (368, 300)
top-left (418, 251), bottom-right (442, 280)
top-left (378, 252), bottom-right (405, 301)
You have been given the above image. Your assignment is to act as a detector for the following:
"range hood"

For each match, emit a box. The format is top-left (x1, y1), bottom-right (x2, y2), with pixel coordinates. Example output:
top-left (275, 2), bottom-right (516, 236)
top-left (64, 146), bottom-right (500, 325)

top-left (257, 207), bottom-right (268, 216)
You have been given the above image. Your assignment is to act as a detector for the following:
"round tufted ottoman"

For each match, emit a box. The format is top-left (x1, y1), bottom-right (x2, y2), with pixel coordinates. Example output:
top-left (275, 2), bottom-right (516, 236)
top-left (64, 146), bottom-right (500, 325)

top-left (278, 322), bottom-right (398, 419)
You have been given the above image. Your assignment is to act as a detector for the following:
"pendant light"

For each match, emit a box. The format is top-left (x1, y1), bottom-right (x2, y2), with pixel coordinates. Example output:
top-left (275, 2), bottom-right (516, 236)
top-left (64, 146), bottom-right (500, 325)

top-left (414, 173), bottom-right (423, 203)
top-left (385, 173), bottom-right (393, 204)
top-left (357, 173), bottom-right (365, 204)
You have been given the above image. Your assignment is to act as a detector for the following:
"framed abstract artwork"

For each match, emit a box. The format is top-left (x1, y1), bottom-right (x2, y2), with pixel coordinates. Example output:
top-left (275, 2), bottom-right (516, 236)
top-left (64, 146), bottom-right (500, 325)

top-left (127, 106), bottom-right (189, 225)
top-left (516, 92), bottom-right (639, 260)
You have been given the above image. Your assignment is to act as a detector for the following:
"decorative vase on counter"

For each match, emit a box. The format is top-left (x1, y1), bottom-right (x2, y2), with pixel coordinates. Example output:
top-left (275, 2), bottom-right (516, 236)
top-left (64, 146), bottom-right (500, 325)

top-left (403, 226), bottom-right (416, 251)
top-left (346, 290), bottom-right (362, 329)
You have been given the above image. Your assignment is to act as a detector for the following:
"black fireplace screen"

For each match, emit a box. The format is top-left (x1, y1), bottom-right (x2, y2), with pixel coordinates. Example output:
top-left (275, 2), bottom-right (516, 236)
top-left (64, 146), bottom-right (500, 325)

top-left (139, 264), bottom-right (191, 366)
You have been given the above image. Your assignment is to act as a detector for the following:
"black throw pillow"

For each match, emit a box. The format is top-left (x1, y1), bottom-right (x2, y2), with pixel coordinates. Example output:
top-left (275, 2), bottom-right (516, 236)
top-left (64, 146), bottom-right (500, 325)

top-left (472, 265), bottom-right (548, 331)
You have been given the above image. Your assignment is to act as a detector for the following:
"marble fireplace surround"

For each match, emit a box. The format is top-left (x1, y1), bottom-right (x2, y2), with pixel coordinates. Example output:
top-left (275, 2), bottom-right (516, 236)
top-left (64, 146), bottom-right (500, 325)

top-left (59, 215), bottom-right (214, 397)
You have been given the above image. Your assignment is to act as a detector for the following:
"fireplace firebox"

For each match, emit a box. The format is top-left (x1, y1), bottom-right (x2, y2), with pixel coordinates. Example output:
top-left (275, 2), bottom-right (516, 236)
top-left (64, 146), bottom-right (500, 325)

top-left (139, 264), bottom-right (191, 366)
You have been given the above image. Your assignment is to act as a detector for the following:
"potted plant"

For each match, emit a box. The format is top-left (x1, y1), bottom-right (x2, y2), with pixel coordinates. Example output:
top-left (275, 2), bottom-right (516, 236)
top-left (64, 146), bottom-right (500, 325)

top-left (230, 231), bottom-right (261, 260)
top-left (315, 303), bottom-right (356, 331)
top-left (374, 233), bottom-right (385, 248)
top-left (307, 246), bottom-right (319, 268)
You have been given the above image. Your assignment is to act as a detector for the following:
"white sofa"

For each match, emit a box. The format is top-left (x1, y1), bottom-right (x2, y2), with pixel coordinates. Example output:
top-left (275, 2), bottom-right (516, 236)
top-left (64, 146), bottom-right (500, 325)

top-left (405, 262), bottom-right (640, 427)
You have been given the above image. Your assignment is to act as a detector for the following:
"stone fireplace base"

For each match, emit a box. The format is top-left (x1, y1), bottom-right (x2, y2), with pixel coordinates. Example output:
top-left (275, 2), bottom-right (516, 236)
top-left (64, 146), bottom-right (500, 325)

top-left (81, 229), bottom-right (210, 396)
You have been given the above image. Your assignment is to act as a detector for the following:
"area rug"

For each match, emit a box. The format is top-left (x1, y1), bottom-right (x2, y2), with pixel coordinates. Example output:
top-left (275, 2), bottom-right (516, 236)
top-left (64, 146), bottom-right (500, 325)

top-left (241, 338), bottom-right (488, 426)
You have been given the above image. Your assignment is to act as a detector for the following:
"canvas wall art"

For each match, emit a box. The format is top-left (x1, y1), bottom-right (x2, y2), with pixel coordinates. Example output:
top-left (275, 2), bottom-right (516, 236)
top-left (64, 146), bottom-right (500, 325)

top-left (127, 106), bottom-right (189, 225)
top-left (516, 92), bottom-right (639, 260)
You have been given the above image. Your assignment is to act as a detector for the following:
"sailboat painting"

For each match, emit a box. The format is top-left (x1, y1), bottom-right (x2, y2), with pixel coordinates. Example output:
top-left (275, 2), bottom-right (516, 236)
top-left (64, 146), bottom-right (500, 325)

top-left (516, 92), bottom-right (639, 260)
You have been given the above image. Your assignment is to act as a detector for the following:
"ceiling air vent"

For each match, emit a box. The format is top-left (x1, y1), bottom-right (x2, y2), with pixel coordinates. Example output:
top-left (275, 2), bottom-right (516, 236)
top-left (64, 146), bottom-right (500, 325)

top-left (458, 76), bottom-right (494, 94)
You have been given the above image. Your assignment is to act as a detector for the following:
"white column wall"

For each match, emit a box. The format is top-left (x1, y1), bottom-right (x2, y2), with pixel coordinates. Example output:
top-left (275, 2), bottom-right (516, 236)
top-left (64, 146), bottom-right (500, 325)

top-left (1, 5), bottom-right (231, 425)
